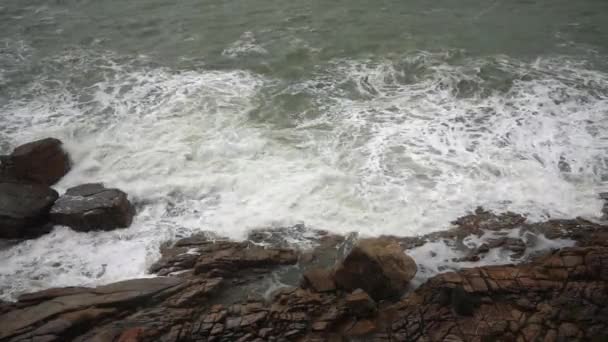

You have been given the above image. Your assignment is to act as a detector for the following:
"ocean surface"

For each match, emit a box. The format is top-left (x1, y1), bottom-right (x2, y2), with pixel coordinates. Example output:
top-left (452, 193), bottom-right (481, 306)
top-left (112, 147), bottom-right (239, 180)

top-left (1, 0), bottom-right (608, 300)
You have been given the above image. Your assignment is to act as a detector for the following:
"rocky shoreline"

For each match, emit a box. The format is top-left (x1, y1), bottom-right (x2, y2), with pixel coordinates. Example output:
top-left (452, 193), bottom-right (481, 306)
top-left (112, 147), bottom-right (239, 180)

top-left (1, 138), bottom-right (607, 341)
top-left (1, 213), bottom-right (607, 341)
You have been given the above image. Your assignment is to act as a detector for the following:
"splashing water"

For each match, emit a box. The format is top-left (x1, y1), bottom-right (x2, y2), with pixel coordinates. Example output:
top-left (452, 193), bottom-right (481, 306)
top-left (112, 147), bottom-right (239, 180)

top-left (1, 46), bottom-right (607, 299)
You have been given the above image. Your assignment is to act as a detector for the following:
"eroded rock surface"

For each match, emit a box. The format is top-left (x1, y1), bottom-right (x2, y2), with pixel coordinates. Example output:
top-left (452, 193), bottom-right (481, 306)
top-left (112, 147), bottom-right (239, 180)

top-left (50, 183), bottom-right (135, 231)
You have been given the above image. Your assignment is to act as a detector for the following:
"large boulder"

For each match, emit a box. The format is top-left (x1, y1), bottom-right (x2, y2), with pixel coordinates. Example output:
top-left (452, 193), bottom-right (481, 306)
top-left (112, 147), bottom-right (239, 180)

top-left (334, 238), bottom-right (417, 300)
top-left (2, 138), bottom-right (71, 186)
top-left (0, 182), bottom-right (58, 239)
top-left (50, 183), bottom-right (135, 232)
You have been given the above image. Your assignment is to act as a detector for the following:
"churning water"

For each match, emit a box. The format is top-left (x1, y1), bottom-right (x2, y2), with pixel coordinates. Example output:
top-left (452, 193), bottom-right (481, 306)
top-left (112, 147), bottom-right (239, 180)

top-left (1, 0), bottom-right (608, 300)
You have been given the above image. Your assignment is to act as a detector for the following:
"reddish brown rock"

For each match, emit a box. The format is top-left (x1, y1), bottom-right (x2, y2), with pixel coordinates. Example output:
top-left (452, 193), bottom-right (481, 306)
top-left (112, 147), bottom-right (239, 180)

top-left (194, 244), bottom-right (298, 275)
top-left (302, 268), bottom-right (336, 292)
top-left (3, 138), bottom-right (71, 186)
top-left (334, 238), bottom-right (417, 300)
top-left (1, 223), bottom-right (607, 342)
top-left (345, 289), bottom-right (376, 318)
top-left (346, 319), bottom-right (376, 336)
top-left (117, 327), bottom-right (146, 342)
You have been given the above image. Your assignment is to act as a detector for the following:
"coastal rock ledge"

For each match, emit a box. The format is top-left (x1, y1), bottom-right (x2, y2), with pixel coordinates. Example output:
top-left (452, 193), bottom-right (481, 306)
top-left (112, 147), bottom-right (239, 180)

top-left (0, 222), bottom-right (607, 342)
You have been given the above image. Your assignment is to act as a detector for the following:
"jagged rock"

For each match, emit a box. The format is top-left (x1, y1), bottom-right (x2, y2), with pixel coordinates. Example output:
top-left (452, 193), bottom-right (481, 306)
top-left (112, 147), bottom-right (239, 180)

top-left (194, 244), bottom-right (298, 275)
top-left (345, 289), bottom-right (376, 318)
top-left (0, 182), bottom-right (58, 239)
top-left (2, 138), bottom-right (71, 185)
top-left (165, 278), bottom-right (223, 308)
top-left (301, 268), bottom-right (336, 292)
top-left (334, 238), bottom-right (417, 300)
top-left (386, 246), bottom-right (608, 341)
top-left (50, 183), bottom-right (135, 231)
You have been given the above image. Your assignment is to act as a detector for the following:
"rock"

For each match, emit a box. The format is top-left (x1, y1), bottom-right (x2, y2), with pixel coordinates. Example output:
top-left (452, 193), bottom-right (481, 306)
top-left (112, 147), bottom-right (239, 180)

top-left (117, 327), bottom-right (146, 342)
top-left (50, 183), bottom-right (135, 231)
top-left (449, 286), bottom-right (480, 316)
top-left (334, 238), bottom-right (417, 300)
top-left (3, 138), bottom-right (71, 185)
top-left (345, 289), bottom-right (376, 318)
top-left (0, 182), bottom-right (58, 239)
top-left (600, 193), bottom-right (608, 218)
top-left (346, 319), bottom-right (376, 336)
top-left (194, 244), bottom-right (298, 275)
top-left (0, 277), bottom-right (183, 340)
top-left (302, 268), bottom-right (336, 292)
top-left (0, 155), bottom-right (14, 181)
top-left (1, 226), bottom-right (607, 342)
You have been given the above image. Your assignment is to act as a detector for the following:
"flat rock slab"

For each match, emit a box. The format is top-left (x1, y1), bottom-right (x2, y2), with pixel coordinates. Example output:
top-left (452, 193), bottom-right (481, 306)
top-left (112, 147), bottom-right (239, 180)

top-left (2, 138), bottom-right (71, 186)
top-left (0, 182), bottom-right (58, 239)
top-left (50, 183), bottom-right (135, 231)
top-left (0, 277), bottom-right (183, 340)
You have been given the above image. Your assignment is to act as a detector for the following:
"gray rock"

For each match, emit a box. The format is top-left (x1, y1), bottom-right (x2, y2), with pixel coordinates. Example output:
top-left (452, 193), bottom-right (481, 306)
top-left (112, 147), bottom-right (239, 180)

top-left (50, 183), bottom-right (135, 232)
top-left (0, 182), bottom-right (58, 239)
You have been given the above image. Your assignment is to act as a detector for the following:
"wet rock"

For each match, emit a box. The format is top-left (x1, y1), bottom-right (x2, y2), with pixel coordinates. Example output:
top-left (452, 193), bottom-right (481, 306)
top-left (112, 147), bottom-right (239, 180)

top-left (117, 327), bottom-right (146, 342)
top-left (452, 208), bottom-right (526, 234)
top-left (301, 268), bottom-right (336, 292)
top-left (385, 246), bottom-right (608, 341)
top-left (194, 244), bottom-right (298, 276)
top-left (0, 182), bottom-right (58, 239)
top-left (1, 220), bottom-right (607, 342)
top-left (0, 155), bottom-right (13, 182)
top-left (0, 277), bottom-right (183, 340)
top-left (487, 237), bottom-right (527, 258)
top-left (2, 138), bottom-right (71, 185)
top-left (165, 278), bottom-right (223, 307)
top-left (449, 286), bottom-right (480, 316)
top-left (50, 183), bottom-right (135, 231)
top-left (345, 289), bottom-right (376, 317)
top-left (600, 193), bottom-right (608, 219)
top-left (346, 319), bottom-right (376, 336)
top-left (334, 238), bottom-right (417, 300)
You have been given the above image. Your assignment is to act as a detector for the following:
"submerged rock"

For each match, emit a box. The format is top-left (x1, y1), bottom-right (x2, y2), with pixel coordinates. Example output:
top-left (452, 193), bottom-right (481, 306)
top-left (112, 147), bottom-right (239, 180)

top-left (334, 238), bottom-right (417, 300)
top-left (0, 182), bottom-right (58, 239)
top-left (50, 183), bottom-right (135, 232)
top-left (1, 138), bottom-right (71, 186)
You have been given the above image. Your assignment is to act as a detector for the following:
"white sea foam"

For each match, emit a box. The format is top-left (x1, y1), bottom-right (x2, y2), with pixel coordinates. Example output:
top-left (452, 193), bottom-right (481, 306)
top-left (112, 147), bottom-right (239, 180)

top-left (1, 51), bottom-right (607, 300)
top-left (407, 228), bottom-right (576, 286)
top-left (222, 31), bottom-right (268, 58)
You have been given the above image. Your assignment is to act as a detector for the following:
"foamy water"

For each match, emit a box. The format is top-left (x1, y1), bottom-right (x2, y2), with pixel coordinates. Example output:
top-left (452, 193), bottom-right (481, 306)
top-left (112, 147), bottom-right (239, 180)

top-left (1, 44), bottom-right (608, 299)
